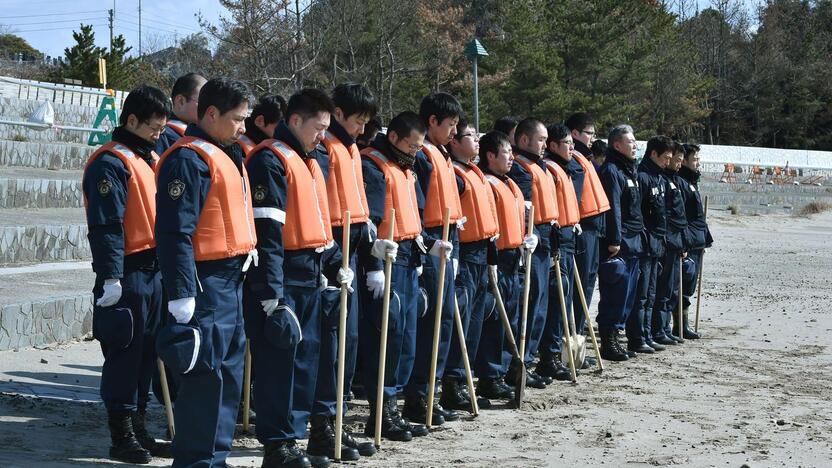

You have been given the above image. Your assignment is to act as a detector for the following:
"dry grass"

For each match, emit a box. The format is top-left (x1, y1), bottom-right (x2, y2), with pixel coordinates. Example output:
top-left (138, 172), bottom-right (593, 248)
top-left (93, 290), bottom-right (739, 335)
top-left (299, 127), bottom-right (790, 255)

top-left (797, 201), bottom-right (832, 216)
top-left (728, 204), bottom-right (740, 215)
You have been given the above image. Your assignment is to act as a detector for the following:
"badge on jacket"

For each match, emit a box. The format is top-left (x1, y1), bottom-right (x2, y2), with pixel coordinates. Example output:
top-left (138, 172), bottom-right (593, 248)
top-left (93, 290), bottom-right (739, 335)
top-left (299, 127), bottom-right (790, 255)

top-left (168, 179), bottom-right (185, 200)
top-left (253, 184), bottom-right (267, 202)
top-left (97, 179), bottom-right (112, 196)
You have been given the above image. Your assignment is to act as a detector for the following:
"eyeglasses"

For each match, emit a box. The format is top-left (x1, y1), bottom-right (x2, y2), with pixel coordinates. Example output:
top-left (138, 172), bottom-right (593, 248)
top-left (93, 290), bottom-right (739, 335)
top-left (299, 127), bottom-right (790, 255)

top-left (581, 130), bottom-right (595, 136)
top-left (404, 141), bottom-right (423, 152)
top-left (142, 122), bottom-right (166, 134)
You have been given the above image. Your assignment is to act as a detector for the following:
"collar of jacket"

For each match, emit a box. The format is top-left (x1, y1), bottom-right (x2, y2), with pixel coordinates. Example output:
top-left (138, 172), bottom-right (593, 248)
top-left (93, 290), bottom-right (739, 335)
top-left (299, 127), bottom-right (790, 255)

top-left (369, 133), bottom-right (415, 170)
top-left (275, 120), bottom-right (312, 158)
top-left (327, 119), bottom-right (355, 147)
top-left (112, 126), bottom-right (156, 162)
top-left (184, 124), bottom-right (244, 168)
top-left (482, 166), bottom-right (509, 181)
top-left (544, 151), bottom-right (582, 178)
top-left (638, 153), bottom-right (665, 175)
top-left (605, 147), bottom-right (637, 176)
top-left (513, 146), bottom-right (543, 164)
top-left (573, 139), bottom-right (592, 158)
top-left (678, 165), bottom-right (701, 184)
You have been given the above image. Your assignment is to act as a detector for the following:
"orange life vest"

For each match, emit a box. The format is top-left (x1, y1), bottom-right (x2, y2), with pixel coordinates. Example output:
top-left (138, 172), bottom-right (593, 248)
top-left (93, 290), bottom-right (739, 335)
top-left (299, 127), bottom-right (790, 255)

top-left (361, 148), bottom-right (422, 241)
top-left (157, 136), bottom-right (257, 261)
top-left (421, 142), bottom-right (462, 228)
top-left (237, 134), bottom-right (255, 157)
top-left (83, 142), bottom-right (157, 255)
top-left (573, 153), bottom-right (610, 218)
top-left (543, 158), bottom-right (581, 227)
top-left (321, 131), bottom-right (370, 226)
top-left (512, 153), bottom-right (559, 224)
top-left (452, 160), bottom-right (499, 243)
top-left (166, 119), bottom-right (187, 136)
top-left (250, 139), bottom-right (333, 251)
top-left (485, 174), bottom-right (525, 250)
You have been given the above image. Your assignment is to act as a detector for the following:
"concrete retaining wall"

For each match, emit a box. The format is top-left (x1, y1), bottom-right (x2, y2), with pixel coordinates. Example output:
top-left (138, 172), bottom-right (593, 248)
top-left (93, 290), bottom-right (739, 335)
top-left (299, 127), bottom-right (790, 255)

top-left (0, 224), bottom-right (89, 266)
top-left (0, 295), bottom-right (92, 351)
top-left (0, 178), bottom-right (83, 209)
top-left (0, 140), bottom-right (93, 170)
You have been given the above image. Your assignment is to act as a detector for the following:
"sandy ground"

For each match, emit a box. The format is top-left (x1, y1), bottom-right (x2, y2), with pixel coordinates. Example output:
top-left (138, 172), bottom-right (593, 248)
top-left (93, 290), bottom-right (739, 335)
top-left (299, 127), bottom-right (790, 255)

top-left (1, 210), bottom-right (831, 467)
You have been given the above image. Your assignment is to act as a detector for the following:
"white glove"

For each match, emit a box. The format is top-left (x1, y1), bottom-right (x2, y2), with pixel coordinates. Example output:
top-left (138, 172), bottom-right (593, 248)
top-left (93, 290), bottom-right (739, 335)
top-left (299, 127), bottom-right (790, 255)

top-left (371, 239), bottom-right (399, 261)
top-left (337, 267), bottom-right (355, 293)
top-left (169, 297), bottom-right (196, 324)
top-left (416, 265), bottom-right (423, 277)
top-left (366, 270), bottom-right (385, 300)
top-left (242, 249), bottom-right (259, 272)
top-left (320, 274), bottom-right (329, 290)
top-left (523, 234), bottom-right (539, 253)
top-left (262, 298), bottom-right (281, 316)
top-left (574, 223), bottom-right (583, 235)
top-left (453, 258), bottom-right (459, 278)
top-left (429, 240), bottom-right (453, 260)
top-left (96, 279), bottom-right (122, 307)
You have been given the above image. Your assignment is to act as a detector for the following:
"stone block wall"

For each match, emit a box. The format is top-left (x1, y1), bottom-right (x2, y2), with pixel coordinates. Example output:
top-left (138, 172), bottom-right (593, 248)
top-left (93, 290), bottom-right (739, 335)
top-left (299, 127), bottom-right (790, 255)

top-left (0, 295), bottom-right (93, 351)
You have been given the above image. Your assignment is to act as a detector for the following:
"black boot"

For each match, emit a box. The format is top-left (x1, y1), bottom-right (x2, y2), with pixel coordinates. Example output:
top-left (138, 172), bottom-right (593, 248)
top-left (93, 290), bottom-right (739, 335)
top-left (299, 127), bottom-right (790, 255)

top-left (364, 399), bottom-right (413, 442)
top-left (402, 394), bottom-right (444, 425)
top-left (439, 376), bottom-right (471, 411)
top-left (107, 411), bottom-right (152, 464)
top-left (682, 308), bottom-right (701, 339)
top-left (307, 415), bottom-right (359, 462)
top-left (329, 415), bottom-right (376, 457)
top-left (262, 440), bottom-right (312, 468)
top-left (131, 408), bottom-right (172, 458)
top-left (535, 354), bottom-right (572, 381)
top-left (599, 328), bottom-right (628, 362)
top-left (477, 377), bottom-right (515, 400)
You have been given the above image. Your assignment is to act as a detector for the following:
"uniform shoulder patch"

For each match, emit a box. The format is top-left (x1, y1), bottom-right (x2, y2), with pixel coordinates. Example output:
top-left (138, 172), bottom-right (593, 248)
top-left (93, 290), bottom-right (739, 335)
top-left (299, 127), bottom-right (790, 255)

top-left (253, 184), bottom-right (267, 202)
top-left (168, 179), bottom-right (185, 200)
top-left (97, 179), bottom-right (112, 196)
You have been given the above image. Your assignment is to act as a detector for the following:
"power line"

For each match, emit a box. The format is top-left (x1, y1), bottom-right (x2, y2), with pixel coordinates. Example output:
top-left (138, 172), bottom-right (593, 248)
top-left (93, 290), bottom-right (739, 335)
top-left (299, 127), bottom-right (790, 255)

top-left (117, 11), bottom-right (200, 33)
top-left (0, 10), bottom-right (101, 19)
top-left (13, 23), bottom-right (109, 33)
top-left (4, 17), bottom-right (108, 27)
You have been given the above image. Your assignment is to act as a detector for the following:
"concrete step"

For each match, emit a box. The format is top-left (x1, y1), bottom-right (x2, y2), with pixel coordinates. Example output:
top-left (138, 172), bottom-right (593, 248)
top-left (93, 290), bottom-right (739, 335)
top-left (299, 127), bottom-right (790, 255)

top-left (0, 122), bottom-right (90, 145)
top-left (0, 261), bottom-right (93, 350)
top-left (0, 168), bottom-right (83, 209)
top-left (0, 96), bottom-right (99, 127)
top-left (0, 139), bottom-right (93, 170)
top-left (0, 208), bottom-right (88, 266)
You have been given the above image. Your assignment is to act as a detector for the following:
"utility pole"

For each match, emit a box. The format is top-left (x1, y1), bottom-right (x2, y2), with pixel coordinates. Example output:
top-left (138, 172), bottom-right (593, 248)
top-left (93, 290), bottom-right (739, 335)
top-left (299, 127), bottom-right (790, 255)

top-left (108, 9), bottom-right (114, 53)
top-left (138, 0), bottom-right (143, 57)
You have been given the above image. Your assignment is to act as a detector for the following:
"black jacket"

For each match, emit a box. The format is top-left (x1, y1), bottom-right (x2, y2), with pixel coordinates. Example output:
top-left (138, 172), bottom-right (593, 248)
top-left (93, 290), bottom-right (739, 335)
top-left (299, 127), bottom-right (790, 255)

top-left (663, 170), bottom-right (688, 252)
top-left (677, 166), bottom-right (713, 250)
top-left (637, 155), bottom-right (667, 258)
top-left (598, 148), bottom-right (645, 259)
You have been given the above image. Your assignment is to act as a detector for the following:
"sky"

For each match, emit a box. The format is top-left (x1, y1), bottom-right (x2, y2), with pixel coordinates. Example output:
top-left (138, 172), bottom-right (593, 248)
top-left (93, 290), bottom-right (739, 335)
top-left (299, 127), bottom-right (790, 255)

top-left (1, 0), bottom-right (225, 59)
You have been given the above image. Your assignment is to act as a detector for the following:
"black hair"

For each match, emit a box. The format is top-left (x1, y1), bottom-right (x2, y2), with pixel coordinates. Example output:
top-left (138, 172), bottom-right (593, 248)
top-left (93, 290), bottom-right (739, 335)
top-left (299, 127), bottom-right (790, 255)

top-left (387, 111), bottom-right (426, 140)
top-left (332, 82), bottom-right (378, 119)
top-left (590, 139), bottom-right (607, 158)
top-left (419, 92), bottom-right (463, 127)
top-left (545, 123), bottom-right (570, 147)
top-left (286, 88), bottom-right (336, 121)
top-left (477, 130), bottom-right (511, 170)
top-left (119, 85), bottom-right (171, 126)
top-left (197, 78), bottom-right (252, 119)
top-left (645, 135), bottom-right (675, 158)
top-left (247, 94), bottom-right (286, 127)
top-left (356, 116), bottom-right (383, 147)
top-left (683, 143), bottom-right (701, 159)
top-left (493, 116), bottom-right (518, 135)
top-left (452, 117), bottom-right (473, 141)
top-left (514, 118), bottom-right (544, 145)
top-left (564, 112), bottom-right (595, 133)
top-left (672, 140), bottom-right (684, 154)
top-left (171, 72), bottom-right (205, 101)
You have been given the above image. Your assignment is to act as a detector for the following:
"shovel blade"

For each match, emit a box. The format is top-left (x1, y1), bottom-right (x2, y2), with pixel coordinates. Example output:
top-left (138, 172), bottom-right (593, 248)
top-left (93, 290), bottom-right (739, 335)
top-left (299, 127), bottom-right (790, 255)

top-left (512, 357), bottom-right (525, 408)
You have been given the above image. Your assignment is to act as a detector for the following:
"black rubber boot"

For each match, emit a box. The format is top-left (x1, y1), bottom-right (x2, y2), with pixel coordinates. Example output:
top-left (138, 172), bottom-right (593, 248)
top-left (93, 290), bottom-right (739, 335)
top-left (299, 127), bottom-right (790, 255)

top-left (131, 408), bottom-right (172, 458)
top-left (364, 399), bottom-right (413, 442)
top-left (108, 410), bottom-right (152, 464)
top-left (439, 377), bottom-right (471, 411)
top-left (477, 377), bottom-right (515, 401)
top-left (599, 328), bottom-right (628, 362)
top-left (402, 394), bottom-right (444, 425)
top-left (307, 415), bottom-right (359, 462)
top-left (683, 308), bottom-right (701, 339)
top-left (262, 440), bottom-right (312, 468)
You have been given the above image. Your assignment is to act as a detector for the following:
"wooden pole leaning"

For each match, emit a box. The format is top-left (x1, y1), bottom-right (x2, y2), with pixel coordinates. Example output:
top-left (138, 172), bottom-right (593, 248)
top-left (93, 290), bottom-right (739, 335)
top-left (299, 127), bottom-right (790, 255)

top-left (334, 211), bottom-right (351, 461)
top-left (374, 209), bottom-right (396, 448)
top-left (572, 255), bottom-right (603, 372)
top-left (156, 358), bottom-right (175, 438)
top-left (453, 296), bottom-right (479, 416)
top-left (553, 254), bottom-right (578, 382)
top-left (425, 208), bottom-right (452, 428)
top-left (677, 256), bottom-right (685, 343)
top-left (487, 266), bottom-right (526, 408)
top-left (694, 195), bottom-right (709, 332)
top-left (242, 340), bottom-right (252, 433)
top-left (518, 205), bottom-right (535, 361)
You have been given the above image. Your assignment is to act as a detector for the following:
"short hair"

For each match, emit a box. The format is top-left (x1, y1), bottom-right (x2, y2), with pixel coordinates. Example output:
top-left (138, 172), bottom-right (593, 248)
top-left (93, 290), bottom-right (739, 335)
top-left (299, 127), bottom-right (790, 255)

top-left (683, 143), bottom-right (701, 159)
top-left (545, 123), bottom-right (570, 146)
top-left (515, 118), bottom-right (544, 144)
top-left (477, 131), bottom-right (511, 170)
top-left (171, 73), bottom-right (205, 100)
top-left (119, 85), bottom-right (171, 126)
top-left (607, 124), bottom-right (634, 146)
top-left (493, 116), bottom-right (518, 135)
top-left (332, 82), bottom-right (378, 119)
top-left (357, 116), bottom-right (383, 146)
top-left (590, 139), bottom-right (607, 158)
top-left (564, 112), bottom-right (595, 133)
top-left (286, 88), bottom-right (335, 121)
top-left (197, 78), bottom-right (252, 119)
top-left (419, 92), bottom-right (463, 127)
top-left (672, 140), bottom-right (685, 154)
top-left (387, 111), bottom-right (426, 139)
top-left (452, 117), bottom-right (473, 141)
top-left (249, 94), bottom-right (286, 126)
top-left (645, 135), bottom-right (675, 157)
